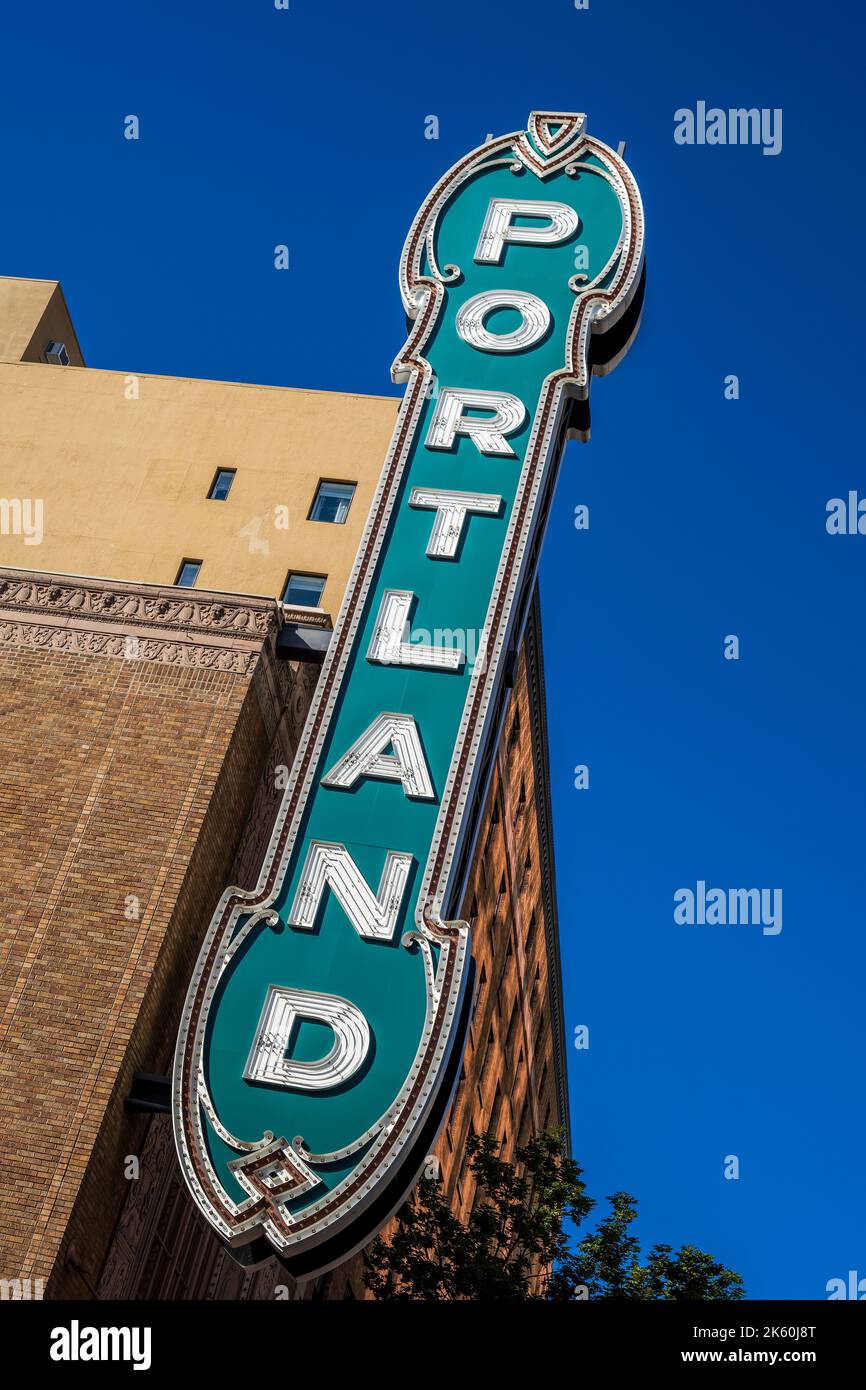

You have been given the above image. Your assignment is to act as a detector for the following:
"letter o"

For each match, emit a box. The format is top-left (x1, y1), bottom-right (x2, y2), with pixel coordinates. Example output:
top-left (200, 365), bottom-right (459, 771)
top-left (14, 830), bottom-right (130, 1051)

top-left (455, 290), bottom-right (550, 354)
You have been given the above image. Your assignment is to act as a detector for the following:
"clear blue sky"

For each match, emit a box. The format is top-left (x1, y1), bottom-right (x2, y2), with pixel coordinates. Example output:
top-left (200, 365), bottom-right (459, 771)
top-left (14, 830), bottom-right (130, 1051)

top-left (2, 0), bottom-right (863, 1299)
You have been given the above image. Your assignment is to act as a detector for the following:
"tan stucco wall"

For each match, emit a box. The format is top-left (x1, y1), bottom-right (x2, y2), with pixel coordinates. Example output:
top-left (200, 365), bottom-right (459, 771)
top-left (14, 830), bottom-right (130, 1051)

top-left (0, 278), bottom-right (85, 367)
top-left (0, 359), bottom-right (398, 615)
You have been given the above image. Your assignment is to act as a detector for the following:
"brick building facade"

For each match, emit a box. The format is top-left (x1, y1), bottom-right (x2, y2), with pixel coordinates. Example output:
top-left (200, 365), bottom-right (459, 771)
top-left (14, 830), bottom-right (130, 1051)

top-left (0, 570), bottom-right (318, 1296)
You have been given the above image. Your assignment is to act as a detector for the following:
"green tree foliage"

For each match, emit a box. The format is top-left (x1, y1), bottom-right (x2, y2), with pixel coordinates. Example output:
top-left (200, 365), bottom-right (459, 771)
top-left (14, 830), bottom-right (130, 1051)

top-left (363, 1130), bottom-right (745, 1301)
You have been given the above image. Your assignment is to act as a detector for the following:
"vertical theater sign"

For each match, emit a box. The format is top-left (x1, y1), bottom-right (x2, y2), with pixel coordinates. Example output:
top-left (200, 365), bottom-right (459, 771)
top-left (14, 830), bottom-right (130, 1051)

top-left (173, 111), bottom-right (645, 1275)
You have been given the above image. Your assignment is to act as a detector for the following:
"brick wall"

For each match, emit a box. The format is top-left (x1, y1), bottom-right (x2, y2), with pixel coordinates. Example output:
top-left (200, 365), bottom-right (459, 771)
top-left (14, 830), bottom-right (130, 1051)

top-left (0, 570), bottom-right (314, 1295)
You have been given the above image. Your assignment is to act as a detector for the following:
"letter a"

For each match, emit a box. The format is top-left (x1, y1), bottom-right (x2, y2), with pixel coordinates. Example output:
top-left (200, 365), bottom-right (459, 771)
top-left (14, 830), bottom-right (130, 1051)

top-left (322, 712), bottom-right (435, 800)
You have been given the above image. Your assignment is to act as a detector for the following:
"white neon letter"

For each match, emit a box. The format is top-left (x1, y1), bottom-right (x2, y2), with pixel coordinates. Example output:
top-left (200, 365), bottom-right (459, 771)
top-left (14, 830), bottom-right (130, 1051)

top-left (455, 290), bottom-right (550, 353)
top-left (367, 590), bottom-right (463, 670)
top-left (409, 487), bottom-right (501, 559)
top-left (474, 198), bottom-right (580, 265)
top-left (244, 986), bottom-right (370, 1091)
top-left (425, 388), bottom-right (526, 457)
top-left (322, 712), bottom-right (435, 800)
top-left (287, 840), bottom-right (412, 941)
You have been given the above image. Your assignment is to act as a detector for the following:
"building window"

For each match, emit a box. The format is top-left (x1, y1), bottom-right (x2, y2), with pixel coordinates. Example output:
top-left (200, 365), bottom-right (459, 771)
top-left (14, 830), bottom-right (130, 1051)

top-left (282, 572), bottom-right (326, 608)
top-left (508, 708), bottom-right (521, 752)
top-left (520, 852), bottom-right (532, 893)
top-left (492, 874), bottom-right (507, 927)
top-left (518, 1101), bottom-right (531, 1147)
top-left (472, 960), bottom-right (487, 1017)
top-left (539, 1066), bottom-right (550, 1128)
top-left (525, 912), bottom-right (538, 956)
top-left (488, 1083), bottom-right (504, 1136)
top-left (480, 1027), bottom-right (495, 1084)
top-left (207, 468), bottom-right (236, 501)
top-left (175, 559), bottom-right (201, 588)
top-left (309, 481), bottom-right (355, 524)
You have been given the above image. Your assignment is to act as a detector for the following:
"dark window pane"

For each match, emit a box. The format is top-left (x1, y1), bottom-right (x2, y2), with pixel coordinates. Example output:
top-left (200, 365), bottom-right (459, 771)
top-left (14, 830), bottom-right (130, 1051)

top-left (282, 572), bottom-right (325, 608)
top-left (176, 560), bottom-right (201, 588)
top-left (309, 481), bottom-right (355, 524)
top-left (208, 469), bottom-right (235, 501)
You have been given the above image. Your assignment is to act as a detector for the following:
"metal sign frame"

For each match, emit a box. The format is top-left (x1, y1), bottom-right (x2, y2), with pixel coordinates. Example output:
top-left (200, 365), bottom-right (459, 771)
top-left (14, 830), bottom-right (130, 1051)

top-left (173, 110), bottom-right (644, 1278)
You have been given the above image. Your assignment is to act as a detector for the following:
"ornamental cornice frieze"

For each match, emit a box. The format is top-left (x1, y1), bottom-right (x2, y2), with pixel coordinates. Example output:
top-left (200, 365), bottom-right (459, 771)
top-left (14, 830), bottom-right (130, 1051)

top-left (0, 568), bottom-right (279, 637)
top-left (0, 567), bottom-right (289, 672)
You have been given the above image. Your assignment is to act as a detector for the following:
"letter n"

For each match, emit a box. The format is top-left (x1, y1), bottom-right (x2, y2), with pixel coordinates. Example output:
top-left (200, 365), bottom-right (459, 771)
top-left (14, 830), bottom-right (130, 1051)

top-left (287, 841), bottom-right (413, 941)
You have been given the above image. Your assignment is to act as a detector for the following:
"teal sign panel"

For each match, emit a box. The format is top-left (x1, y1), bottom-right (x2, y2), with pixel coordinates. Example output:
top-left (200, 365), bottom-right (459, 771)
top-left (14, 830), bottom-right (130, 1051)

top-left (173, 111), bottom-right (645, 1276)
